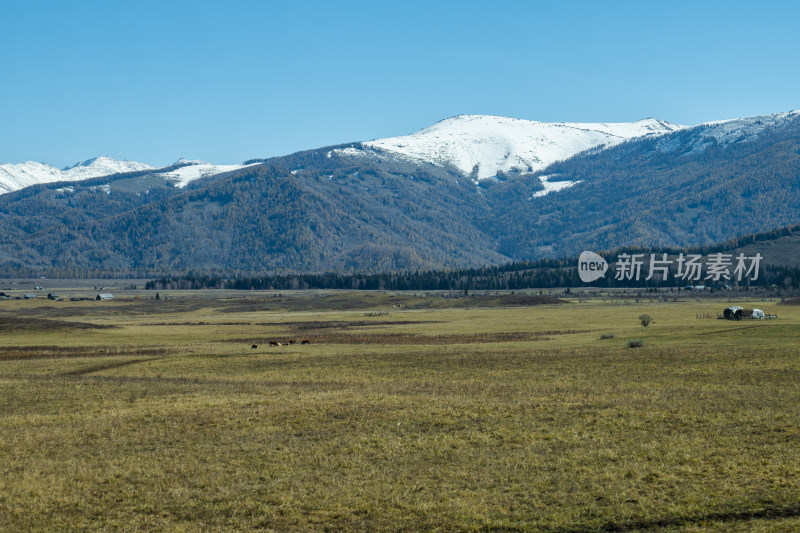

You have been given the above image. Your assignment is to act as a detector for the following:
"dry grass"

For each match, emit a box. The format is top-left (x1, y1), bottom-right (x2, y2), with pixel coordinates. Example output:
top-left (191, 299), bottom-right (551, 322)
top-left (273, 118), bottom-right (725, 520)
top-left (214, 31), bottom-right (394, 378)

top-left (0, 294), bottom-right (798, 531)
top-left (0, 316), bottom-right (116, 332)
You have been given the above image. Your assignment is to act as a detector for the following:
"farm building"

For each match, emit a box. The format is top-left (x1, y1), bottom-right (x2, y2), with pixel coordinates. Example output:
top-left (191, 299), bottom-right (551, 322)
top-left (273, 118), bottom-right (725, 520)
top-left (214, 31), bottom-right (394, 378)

top-left (96, 293), bottom-right (113, 300)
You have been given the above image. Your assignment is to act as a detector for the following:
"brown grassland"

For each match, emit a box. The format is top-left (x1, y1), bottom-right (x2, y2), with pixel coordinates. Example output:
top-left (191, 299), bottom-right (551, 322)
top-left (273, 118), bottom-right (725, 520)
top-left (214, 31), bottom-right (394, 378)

top-left (0, 290), bottom-right (799, 531)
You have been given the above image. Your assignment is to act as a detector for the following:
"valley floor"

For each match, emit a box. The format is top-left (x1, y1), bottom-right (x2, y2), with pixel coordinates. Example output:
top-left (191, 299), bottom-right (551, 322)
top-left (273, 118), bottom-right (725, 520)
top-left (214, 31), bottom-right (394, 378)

top-left (1, 290), bottom-right (799, 531)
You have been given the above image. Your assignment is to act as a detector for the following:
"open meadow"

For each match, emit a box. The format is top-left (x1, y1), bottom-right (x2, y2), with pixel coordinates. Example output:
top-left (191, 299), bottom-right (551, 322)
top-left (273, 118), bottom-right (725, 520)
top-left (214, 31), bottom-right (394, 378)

top-left (1, 290), bottom-right (799, 531)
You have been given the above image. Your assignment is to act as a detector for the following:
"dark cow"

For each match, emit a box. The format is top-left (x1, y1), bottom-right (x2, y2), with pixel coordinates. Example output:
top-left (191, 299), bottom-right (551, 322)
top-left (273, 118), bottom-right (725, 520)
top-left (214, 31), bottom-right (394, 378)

top-left (269, 340), bottom-right (279, 346)
top-left (301, 339), bottom-right (311, 345)
top-left (251, 344), bottom-right (258, 349)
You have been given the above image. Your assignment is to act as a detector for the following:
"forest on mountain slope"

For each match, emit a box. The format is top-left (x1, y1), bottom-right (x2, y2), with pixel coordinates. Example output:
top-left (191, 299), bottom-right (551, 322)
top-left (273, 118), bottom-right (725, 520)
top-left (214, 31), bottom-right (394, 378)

top-left (0, 118), bottom-right (799, 277)
top-left (146, 223), bottom-right (800, 292)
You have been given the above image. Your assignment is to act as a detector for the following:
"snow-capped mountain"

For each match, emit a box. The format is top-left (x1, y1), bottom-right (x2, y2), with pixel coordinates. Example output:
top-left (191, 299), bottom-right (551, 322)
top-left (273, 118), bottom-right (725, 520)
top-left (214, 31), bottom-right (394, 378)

top-left (0, 156), bottom-right (255, 195)
top-left (358, 115), bottom-right (685, 180)
top-left (0, 156), bottom-right (152, 194)
top-left (656, 110), bottom-right (800, 155)
top-left (1, 109), bottom-right (799, 273)
top-left (3, 110), bottom-right (795, 199)
top-left (0, 162), bottom-right (64, 193)
top-left (61, 156), bottom-right (153, 181)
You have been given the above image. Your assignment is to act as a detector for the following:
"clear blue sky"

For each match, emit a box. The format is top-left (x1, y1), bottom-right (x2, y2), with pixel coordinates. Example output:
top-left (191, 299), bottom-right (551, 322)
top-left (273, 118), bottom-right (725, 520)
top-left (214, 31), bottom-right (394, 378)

top-left (1, 0), bottom-right (798, 168)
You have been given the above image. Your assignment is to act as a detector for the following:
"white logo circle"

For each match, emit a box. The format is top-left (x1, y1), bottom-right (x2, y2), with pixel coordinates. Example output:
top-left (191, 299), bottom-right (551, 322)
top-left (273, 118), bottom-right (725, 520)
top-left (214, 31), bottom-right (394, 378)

top-left (578, 251), bottom-right (608, 282)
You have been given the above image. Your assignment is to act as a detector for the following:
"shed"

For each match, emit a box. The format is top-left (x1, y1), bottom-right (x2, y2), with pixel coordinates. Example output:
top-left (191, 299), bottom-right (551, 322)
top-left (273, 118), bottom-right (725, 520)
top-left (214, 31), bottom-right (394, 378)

top-left (96, 293), bottom-right (113, 300)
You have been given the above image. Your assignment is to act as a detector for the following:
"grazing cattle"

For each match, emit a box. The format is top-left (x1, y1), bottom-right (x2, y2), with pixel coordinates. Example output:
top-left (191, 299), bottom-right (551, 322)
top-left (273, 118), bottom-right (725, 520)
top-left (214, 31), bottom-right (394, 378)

top-left (301, 339), bottom-right (311, 345)
top-left (251, 344), bottom-right (258, 349)
top-left (289, 339), bottom-right (296, 344)
top-left (269, 340), bottom-right (279, 346)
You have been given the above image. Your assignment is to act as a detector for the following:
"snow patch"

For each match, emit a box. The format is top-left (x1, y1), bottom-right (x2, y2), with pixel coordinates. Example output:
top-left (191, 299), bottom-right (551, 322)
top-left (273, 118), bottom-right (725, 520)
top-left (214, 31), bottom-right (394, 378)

top-left (531, 175), bottom-right (583, 198)
top-left (155, 162), bottom-right (257, 188)
top-left (331, 147), bottom-right (365, 157)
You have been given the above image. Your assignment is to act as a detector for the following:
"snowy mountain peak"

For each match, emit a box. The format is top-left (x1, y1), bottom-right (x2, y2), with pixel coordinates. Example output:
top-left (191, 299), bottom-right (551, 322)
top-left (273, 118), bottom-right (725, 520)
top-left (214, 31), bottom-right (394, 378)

top-left (58, 156), bottom-right (153, 186)
top-left (0, 156), bottom-right (153, 194)
top-left (0, 161), bottom-right (63, 194)
top-left (64, 155), bottom-right (153, 172)
top-left (656, 110), bottom-right (800, 156)
top-left (64, 156), bottom-right (108, 170)
top-left (363, 115), bottom-right (685, 180)
top-left (0, 154), bottom-right (254, 196)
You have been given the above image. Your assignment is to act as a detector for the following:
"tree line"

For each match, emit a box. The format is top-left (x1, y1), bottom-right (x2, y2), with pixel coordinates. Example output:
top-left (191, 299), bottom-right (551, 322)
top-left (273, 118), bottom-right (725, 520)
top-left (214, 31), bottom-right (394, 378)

top-left (145, 255), bottom-right (800, 292)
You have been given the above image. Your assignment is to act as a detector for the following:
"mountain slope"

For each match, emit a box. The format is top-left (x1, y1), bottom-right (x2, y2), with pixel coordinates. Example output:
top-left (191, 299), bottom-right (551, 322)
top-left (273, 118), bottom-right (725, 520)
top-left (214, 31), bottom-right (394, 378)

top-left (484, 111), bottom-right (800, 259)
top-left (0, 153), bottom-right (505, 273)
top-left (1, 111), bottom-right (798, 275)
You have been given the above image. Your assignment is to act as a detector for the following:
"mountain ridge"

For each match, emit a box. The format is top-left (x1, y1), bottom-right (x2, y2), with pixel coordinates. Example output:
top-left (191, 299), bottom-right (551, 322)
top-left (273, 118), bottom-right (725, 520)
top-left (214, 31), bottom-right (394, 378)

top-left (0, 110), bottom-right (798, 275)
top-left (5, 111), bottom-right (796, 196)
top-left (0, 114), bottom-right (685, 194)
top-left (0, 156), bottom-right (257, 195)
top-left (0, 156), bottom-right (153, 194)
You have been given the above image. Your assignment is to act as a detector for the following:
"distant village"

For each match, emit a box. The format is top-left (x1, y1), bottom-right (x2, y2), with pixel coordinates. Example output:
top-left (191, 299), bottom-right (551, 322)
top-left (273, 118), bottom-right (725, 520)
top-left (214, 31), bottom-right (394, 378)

top-left (0, 288), bottom-right (114, 302)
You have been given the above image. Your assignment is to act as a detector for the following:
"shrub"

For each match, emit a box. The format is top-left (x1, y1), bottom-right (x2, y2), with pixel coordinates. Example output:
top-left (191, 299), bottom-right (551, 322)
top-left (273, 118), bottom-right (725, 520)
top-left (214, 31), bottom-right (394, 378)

top-left (628, 339), bottom-right (645, 348)
top-left (600, 333), bottom-right (616, 340)
top-left (639, 314), bottom-right (653, 327)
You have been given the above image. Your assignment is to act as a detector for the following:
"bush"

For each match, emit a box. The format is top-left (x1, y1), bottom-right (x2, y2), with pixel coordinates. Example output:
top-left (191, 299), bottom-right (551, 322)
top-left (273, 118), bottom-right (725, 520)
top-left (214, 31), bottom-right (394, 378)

top-left (628, 339), bottom-right (645, 348)
top-left (600, 333), bottom-right (616, 340)
top-left (639, 314), bottom-right (653, 327)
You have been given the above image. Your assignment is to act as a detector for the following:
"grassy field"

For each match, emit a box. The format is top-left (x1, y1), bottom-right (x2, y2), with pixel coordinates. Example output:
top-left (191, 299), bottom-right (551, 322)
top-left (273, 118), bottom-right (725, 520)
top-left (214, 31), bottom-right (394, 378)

top-left (1, 291), bottom-right (799, 531)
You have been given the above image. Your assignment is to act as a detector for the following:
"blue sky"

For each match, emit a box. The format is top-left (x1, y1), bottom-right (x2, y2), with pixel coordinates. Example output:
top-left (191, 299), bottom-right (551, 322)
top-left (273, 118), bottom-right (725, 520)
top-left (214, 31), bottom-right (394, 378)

top-left (1, 0), bottom-right (798, 168)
